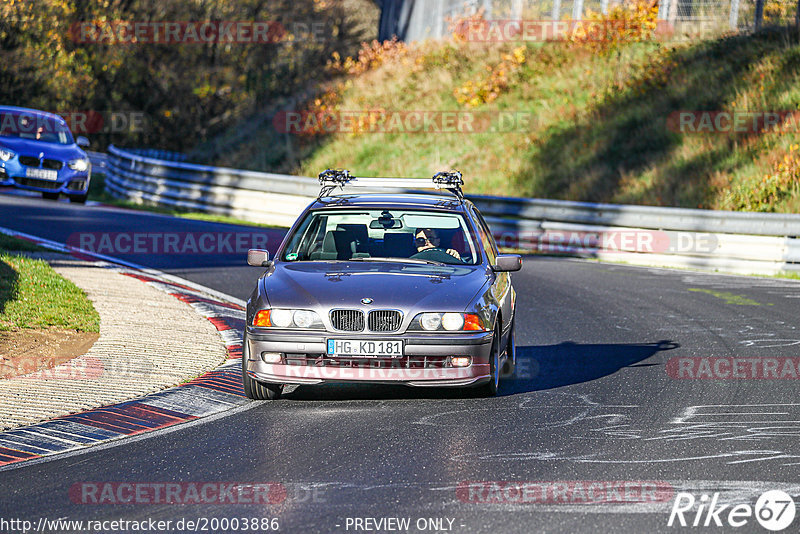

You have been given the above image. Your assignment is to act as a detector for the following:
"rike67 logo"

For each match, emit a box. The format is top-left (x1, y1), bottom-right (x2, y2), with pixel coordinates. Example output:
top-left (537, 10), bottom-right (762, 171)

top-left (668, 490), bottom-right (796, 531)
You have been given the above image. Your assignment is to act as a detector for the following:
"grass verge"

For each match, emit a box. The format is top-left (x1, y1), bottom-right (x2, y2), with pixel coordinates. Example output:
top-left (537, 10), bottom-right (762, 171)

top-left (0, 235), bottom-right (99, 332)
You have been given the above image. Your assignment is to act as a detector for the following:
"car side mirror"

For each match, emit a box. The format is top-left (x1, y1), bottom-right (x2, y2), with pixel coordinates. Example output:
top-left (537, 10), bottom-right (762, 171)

top-left (76, 136), bottom-right (90, 148)
top-left (247, 249), bottom-right (272, 267)
top-left (492, 254), bottom-right (522, 272)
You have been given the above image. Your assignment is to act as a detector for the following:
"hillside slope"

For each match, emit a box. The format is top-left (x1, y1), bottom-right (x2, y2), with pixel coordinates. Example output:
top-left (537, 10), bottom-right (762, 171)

top-left (219, 19), bottom-right (800, 213)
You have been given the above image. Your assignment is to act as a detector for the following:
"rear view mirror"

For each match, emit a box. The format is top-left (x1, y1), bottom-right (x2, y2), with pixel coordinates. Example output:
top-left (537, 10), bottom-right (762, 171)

top-left (370, 218), bottom-right (402, 229)
top-left (247, 249), bottom-right (271, 267)
top-left (492, 254), bottom-right (522, 272)
top-left (76, 136), bottom-right (90, 147)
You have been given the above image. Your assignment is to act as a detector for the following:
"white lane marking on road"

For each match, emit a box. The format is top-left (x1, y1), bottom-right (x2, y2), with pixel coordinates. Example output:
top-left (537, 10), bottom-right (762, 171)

top-left (739, 339), bottom-right (800, 348)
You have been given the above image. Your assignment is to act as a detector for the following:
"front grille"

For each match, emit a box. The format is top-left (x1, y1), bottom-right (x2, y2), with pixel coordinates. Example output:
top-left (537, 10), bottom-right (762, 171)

top-left (284, 354), bottom-right (449, 369)
top-left (330, 309), bottom-right (364, 332)
top-left (42, 159), bottom-right (63, 170)
top-left (19, 156), bottom-right (39, 167)
top-left (16, 177), bottom-right (60, 190)
top-left (368, 310), bottom-right (402, 332)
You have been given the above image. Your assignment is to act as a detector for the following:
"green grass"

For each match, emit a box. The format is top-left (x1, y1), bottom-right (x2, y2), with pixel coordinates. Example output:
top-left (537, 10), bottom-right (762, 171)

top-left (0, 233), bottom-right (50, 253)
top-left (212, 27), bottom-right (800, 213)
top-left (0, 236), bottom-right (100, 332)
top-left (687, 287), bottom-right (771, 305)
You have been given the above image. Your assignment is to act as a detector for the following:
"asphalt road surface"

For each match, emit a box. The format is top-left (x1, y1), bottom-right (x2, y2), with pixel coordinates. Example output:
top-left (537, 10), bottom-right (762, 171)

top-left (1, 192), bottom-right (799, 533)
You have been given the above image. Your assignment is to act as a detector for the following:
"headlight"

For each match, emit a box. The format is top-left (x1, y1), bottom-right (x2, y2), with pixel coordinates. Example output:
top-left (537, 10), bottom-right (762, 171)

top-left (410, 312), bottom-right (486, 332)
top-left (270, 309), bottom-right (293, 328)
top-left (420, 313), bottom-right (442, 331)
top-left (252, 308), bottom-right (323, 329)
top-left (0, 148), bottom-right (15, 162)
top-left (293, 310), bottom-right (316, 328)
top-left (441, 312), bottom-right (464, 331)
top-left (68, 158), bottom-right (89, 171)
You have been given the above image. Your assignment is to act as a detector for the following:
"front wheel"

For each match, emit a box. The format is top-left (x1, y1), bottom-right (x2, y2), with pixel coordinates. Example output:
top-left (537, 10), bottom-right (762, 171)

top-left (69, 194), bottom-right (88, 204)
top-left (476, 324), bottom-right (501, 397)
top-left (241, 335), bottom-right (283, 400)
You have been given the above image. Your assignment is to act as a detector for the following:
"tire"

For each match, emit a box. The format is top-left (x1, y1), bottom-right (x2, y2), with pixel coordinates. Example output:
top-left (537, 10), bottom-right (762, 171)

top-left (241, 334), bottom-right (283, 400)
top-left (69, 194), bottom-right (88, 204)
top-left (501, 319), bottom-right (516, 378)
top-left (42, 192), bottom-right (59, 200)
top-left (476, 323), bottom-right (501, 397)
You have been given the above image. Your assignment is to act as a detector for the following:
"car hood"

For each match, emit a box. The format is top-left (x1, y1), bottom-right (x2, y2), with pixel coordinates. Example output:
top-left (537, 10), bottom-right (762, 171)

top-left (0, 137), bottom-right (84, 160)
top-left (264, 261), bottom-right (490, 312)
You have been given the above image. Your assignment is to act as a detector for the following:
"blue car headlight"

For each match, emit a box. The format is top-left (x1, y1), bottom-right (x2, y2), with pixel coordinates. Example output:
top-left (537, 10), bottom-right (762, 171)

top-left (0, 148), bottom-right (15, 162)
top-left (68, 158), bottom-right (89, 171)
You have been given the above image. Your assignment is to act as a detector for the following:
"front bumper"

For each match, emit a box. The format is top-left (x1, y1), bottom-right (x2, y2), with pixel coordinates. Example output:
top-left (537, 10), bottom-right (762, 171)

top-left (245, 328), bottom-right (494, 387)
top-left (0, 161), bottom-right (90, 195)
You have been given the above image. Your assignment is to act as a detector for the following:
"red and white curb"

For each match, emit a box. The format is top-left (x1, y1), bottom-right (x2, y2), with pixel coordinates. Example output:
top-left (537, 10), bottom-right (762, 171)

top-left (0, 227), bottom-right (252, 470)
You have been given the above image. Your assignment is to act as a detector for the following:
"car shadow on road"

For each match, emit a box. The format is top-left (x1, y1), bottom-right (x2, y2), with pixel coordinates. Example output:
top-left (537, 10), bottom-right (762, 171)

top-left (281, 340), bottom-right (678, 401)
top-left (501, 340), bottom-right (679, 395)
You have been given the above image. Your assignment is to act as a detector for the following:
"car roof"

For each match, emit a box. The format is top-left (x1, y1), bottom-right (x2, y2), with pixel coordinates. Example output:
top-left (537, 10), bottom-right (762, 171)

top-left (309, 193), bottom-right (472, 212)
top-left (0, 105), bottom-right (66, 123)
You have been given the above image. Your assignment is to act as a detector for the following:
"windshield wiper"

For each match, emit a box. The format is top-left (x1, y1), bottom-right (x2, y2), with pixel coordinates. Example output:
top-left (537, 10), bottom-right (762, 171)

top-left (350, 257), bottom-right (447, 266)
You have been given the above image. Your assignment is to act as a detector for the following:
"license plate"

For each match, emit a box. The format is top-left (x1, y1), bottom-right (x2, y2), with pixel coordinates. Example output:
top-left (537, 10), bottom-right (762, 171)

top-left (26, 168), bottom-right (58, 180)
top-left (327, 339), bottom-right (403, 358)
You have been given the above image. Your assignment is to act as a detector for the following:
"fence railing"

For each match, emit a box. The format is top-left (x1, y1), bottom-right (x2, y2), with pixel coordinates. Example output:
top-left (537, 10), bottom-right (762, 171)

top-left (103, 145), bottom-right (800, 275)
top-left (379, 0), bottom-right (800, 41)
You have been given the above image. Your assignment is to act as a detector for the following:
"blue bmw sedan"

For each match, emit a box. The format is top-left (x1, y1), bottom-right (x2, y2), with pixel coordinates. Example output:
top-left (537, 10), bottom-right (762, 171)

top-left (0, 106), bottom-right (92, 203)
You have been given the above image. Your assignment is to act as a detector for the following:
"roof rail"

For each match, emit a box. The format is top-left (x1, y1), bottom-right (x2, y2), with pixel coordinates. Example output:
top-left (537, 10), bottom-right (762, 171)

top-left (317, 169), bottom-right (464, 200)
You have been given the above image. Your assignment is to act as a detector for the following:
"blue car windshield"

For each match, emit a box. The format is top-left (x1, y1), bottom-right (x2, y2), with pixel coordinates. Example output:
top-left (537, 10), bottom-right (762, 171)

top-left (0, 111), bottom-right (74, 145)
top-left (282, 209), bottom-right (481, 265)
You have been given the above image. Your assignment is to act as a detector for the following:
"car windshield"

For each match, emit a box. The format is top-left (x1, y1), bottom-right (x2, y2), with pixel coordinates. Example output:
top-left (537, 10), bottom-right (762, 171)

top-left (281, 209), bottom-right (481, 265)
top-left (0, 111), bottom-right (74, 145)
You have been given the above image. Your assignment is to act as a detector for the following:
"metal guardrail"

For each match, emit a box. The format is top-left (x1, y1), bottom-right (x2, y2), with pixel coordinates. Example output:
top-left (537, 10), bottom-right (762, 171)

top-left (103, 145), bottom-right (800, 275)
top-left (87, 151), bottom-right (108, 172)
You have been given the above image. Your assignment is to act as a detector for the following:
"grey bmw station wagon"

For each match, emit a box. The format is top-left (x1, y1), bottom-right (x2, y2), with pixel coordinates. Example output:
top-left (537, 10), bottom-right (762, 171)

top-left (243, 170), bottom-right (521, 399)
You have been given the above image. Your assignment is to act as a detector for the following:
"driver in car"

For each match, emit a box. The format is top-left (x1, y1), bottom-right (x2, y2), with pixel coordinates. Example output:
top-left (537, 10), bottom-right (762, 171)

top-left (413, 228), bottom-right (462, 262)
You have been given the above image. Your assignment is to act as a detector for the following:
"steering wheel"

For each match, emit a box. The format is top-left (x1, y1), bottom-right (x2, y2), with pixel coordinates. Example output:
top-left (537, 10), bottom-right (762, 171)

top-left (410, 247), bottom-right (464, 264)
